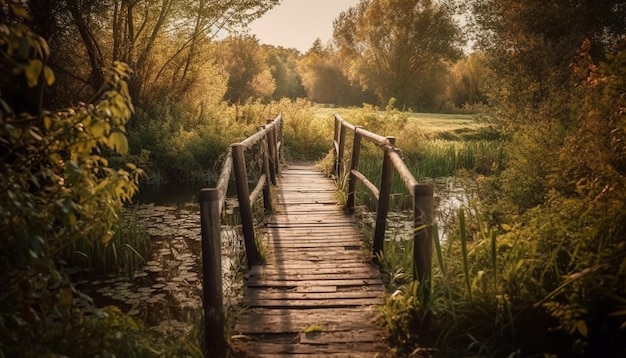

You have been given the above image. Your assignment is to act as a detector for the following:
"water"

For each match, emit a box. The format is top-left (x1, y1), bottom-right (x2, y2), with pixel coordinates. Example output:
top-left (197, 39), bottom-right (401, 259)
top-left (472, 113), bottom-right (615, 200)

top-left (74, 189), bottom-right (244, 334)
top-left (360, 177), bottom-right (474, 242)
top-left (73, 177), bottom-right (470, 332)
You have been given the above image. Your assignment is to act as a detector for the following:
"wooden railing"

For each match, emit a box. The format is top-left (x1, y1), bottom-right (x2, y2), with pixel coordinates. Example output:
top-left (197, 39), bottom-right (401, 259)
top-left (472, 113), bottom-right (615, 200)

top-left (199, 114), bottom-right (283, 357)
top-left (332, 114), bottom-right (434, 286)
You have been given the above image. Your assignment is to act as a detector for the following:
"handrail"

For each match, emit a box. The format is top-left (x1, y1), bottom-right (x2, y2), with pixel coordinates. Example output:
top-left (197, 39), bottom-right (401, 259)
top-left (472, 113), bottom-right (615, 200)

top-left (332, 113), bottom-right (433, 289)
top-left (198, 114), bottom-right (283, 357)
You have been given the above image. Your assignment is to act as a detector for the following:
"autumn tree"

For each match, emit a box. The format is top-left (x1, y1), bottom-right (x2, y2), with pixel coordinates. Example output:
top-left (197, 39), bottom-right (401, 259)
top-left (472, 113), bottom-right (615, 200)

top-left (298, 39), bottom-right (375, 105)
top-left (264, 45), bottom-right (306, 100)
top-left (444, 52), bottom-right (487, 108)
top-left (217, 35), bottom-right (276, 106)
top-left (333, 0), bottom-right (463, 109)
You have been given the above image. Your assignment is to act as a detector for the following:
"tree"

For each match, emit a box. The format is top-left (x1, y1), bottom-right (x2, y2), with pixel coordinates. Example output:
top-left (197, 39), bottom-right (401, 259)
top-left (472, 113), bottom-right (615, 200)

top-left (333, 0), bottom-right (463, 109)
top-left (264, 45), bottom-right (306, 100)
top-left (217, 35), bottom-right (275, 106)
top-left (444, 52), bottom-right (487, 108)
top-left (297, 39), bottom-right (375, 105)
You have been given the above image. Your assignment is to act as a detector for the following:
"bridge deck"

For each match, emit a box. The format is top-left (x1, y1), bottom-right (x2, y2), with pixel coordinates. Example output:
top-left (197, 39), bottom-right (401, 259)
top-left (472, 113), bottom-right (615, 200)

top-left (232, 162), bottom-right (388, 357)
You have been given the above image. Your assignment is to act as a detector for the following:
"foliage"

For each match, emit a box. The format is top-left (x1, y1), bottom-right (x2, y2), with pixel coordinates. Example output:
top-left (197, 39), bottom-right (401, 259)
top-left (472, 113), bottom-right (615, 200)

top-left (218, 35), bottom-right (276, 105)
top-left (333, 0), bottom-right (463, 109)
top-left (297, 39), bottom-right (376, 106)
top-left (19, 0), bottom-right (280, 102)
top-left (371, 4), bottom-right (626, 355)
top-left (0, 17), bottom-right (151, 355)
top-left (263, 45), bottom-right (306, 100)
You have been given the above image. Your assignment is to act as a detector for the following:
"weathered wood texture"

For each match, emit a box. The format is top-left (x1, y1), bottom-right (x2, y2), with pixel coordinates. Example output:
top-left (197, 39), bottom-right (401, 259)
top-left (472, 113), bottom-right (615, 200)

top-left (233, 163), bottom-right (388, 357)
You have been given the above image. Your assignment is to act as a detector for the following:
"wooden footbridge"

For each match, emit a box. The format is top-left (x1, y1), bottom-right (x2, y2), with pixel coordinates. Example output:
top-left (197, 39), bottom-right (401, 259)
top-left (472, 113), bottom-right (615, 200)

top-left (199, 115), bottom-right (433, 357)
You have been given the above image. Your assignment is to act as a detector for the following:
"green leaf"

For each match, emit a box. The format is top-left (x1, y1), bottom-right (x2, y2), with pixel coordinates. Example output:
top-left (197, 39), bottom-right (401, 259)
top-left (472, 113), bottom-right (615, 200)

top-left (25, 59), bottom-right (43, 87)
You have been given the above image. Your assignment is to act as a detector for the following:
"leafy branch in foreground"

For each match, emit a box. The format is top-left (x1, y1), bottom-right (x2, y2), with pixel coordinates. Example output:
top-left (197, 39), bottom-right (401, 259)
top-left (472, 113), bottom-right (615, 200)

top-left (0, 17), bottom-right (150, 356)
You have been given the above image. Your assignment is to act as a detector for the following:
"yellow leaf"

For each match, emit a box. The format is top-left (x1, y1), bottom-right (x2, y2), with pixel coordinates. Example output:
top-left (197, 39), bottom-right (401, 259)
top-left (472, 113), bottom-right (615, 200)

top-left (90, 121), bottom-right (106, 138)
top-left (102, 231), bottom-right (113, 246)
top-left (11, 5), bottom-right (30, 19)
top-left (43, 65), bottom-right (55, 86)
top-left (576, 320), bottom-right (588, 337)
top-left (43, 116), bottom-right (52, 130)
top-left (59, 287), bottom-right (73, 309)
top-left (501, 223), bottom-right (512, 232)
top-left (108, 131), bottom-right (129, 154)
top-left (303, 324), bottom-right (323, 333)
top-left (25, 59), bottom-right (43, 87)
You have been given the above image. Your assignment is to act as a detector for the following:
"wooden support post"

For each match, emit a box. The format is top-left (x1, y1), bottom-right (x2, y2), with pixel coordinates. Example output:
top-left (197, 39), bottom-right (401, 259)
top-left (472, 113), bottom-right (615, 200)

top-left (336, 123), bottom-right (347, 178)
top-left (261, 128), bottom-right (273, 212)
top-left (372, 137), bottom-right (396, 259)
top-left (232, 143), bottom-right (262, 267)
top-left (413, 183), bottom-right (434, 295)
top-left (346, 128), bottom-right (362, 213)
top-left (266, 119), bottom-right (277, 185)
top-left (277, 115), bottom-right (283, 175)
top-left (199, 189), bottom-right (225, 357)
top-left (333, 116), bottom-right (340, 175)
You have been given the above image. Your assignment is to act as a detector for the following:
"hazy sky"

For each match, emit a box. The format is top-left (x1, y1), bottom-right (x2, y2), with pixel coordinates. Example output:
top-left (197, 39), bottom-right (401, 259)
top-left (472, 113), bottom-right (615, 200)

top-left (247, 0), bottom-right (360, 53)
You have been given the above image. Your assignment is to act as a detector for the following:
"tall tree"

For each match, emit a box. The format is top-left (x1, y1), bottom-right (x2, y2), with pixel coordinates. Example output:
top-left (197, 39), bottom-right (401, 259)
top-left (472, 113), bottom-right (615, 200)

top-left (217, 36), bottom-right (275, 107)
top-left (264, 45), bottom-right (306, 100)
top-left (333, 0), bottom-right (463, 109)
top-left (297, 39), bottom-right (374, 106)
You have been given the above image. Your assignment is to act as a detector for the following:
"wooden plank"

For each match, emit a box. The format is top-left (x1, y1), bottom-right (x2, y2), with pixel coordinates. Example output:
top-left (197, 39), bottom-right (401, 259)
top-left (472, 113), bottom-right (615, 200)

top-left (234, 162), bottom-right (388, 356)
top-left (246, 278), bottom-right (383, 287)
top-left (254, 261), bottom-right (372, 270)
top-left (249, 265), bottom-right (380, 276)
top-left (243, 289), bottom-right (382, 300)
top-left (241, 297), bottom-right (381, 308)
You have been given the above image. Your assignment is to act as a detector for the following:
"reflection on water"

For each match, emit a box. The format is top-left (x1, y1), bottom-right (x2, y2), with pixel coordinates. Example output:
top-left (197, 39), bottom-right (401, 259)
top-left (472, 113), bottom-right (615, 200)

top-left (431, 177), bottom-right (475, 241)
top-left (362, 177), bottom-right (474, 242)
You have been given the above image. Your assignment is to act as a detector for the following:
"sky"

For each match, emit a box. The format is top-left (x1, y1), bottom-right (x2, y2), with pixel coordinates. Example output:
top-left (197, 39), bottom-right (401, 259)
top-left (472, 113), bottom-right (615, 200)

top-left (247, 0), bottom-right (360, 53)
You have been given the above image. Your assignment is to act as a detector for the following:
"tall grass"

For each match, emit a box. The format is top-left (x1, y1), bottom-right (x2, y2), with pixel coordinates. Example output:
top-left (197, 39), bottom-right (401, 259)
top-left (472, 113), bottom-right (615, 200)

top-left (73, 205), bottom-right (151, 276)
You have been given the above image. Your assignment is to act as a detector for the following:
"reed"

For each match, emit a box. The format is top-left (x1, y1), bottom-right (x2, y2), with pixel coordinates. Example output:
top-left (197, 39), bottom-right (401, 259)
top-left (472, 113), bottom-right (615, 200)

top-left (73, 205), bottom-right (151, 276)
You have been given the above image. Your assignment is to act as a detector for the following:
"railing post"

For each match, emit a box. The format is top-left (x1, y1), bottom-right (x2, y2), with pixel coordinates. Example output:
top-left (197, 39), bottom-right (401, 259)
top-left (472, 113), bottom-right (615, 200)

top-left (346, 127), bottom-right (362, 213)
top-left (277, 115), bottom-right (283, 175)
top-left (372, 137), bottom-right (396, 258)
top-left (232, 143), bottom-right (262, 266)
top-left (413, 183), bottom-right (433, 296)
top-left (333, 116), bottom-right (340, 175)
top-left (199, 189), bottom-right (225, 357)
top-left (266, 119), bottom-right (278, 185)
top-left (261, 127), bottom-right (273, 212)
top-left (335, 122), bottom-right (347, 177)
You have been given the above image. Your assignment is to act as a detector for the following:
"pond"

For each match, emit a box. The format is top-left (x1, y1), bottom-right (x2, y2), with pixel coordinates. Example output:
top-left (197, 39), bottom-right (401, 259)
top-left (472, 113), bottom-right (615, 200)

top-left (72, 177), bottom-right (472, 333)
top-left (73, 185), bottom-right (243, 335)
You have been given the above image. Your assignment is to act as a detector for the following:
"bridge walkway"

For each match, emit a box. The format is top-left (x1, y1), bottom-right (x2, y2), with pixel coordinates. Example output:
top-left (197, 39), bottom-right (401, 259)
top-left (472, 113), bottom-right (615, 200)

top-left (232, 162), bottom-right (389, 357)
